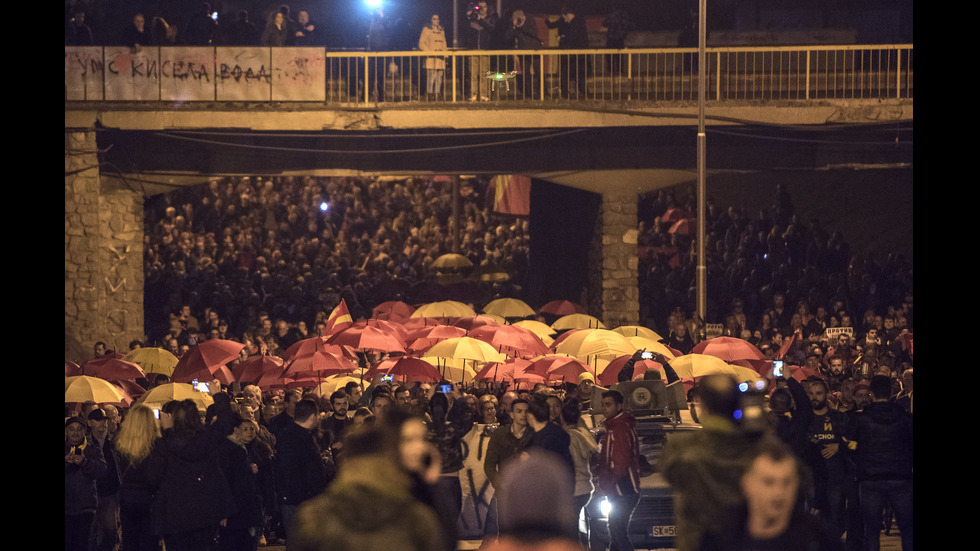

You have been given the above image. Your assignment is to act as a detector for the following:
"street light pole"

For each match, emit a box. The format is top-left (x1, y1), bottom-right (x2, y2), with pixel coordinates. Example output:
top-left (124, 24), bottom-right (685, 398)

top-left (696, 0), bottom-right (707, 326)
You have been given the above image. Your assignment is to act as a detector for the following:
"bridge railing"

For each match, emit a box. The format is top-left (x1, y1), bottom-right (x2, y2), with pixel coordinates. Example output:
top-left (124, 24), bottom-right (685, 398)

top-left (65, 44), bottom-right (912, 104)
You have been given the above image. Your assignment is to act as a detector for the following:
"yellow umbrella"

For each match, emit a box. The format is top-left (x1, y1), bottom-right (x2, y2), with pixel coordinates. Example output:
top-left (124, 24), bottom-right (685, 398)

top-left (731, 364), bottom-right (766, 384)
top-left (612, 325), bottom-right (664, 342)
top-left (122, 347), bottom-right (179, 376)
top-left (483, 298), bottom-right (536, 319)
top-left (65, 376), bottom-right (125, 404)
top-left (669, 354), bottom-right (737, 379)
top-left (424, 336), bottom-right (508, 364)
top-left (555, 329), bottom-right (634, 363)
top-left (417, 355), bottom-right (476, 383)
top-left (625, 337), bottom-right (677, 360)
top-left (431, 253), bottom-right (474, 270)
top-left (552, 313), bottom-right (606, 330)
top-left (134, 382), bottom-right (215, 411)
top-left (312, 371), bottom-right (371, 398)
top-left (512, 319), bottom-right (556, 338)
top-left (411, 300), bottom-right (477, 319)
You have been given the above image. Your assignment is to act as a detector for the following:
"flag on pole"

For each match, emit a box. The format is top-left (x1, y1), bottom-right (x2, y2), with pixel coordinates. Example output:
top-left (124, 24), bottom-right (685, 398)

top-left (489, 174), bottom-right (531, 216)
top-left (324, 299), bottom-right (353, 336)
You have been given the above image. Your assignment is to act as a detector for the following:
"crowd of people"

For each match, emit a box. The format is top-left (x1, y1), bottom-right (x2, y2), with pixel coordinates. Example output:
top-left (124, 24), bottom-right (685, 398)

top-left (141, 174), bottom-right (529, 351)
top-left (67, 344), bottom-right (912, 551)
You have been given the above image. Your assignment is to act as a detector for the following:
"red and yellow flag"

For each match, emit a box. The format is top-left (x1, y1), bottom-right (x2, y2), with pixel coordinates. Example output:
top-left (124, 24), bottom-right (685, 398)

top-left (324, 299), bottom-right (353, 336)
top-left (489, 174), bottom-right (531, 216)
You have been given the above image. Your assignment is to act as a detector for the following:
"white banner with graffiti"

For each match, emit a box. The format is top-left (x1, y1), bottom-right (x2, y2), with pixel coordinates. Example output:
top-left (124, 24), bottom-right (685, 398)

top-left (65, 46), bottom-right (326, 102)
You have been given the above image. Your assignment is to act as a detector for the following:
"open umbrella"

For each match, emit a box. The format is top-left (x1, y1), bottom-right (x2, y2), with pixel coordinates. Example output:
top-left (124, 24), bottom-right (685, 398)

top-left (372, 300), bottom-right (417, 323)
top-left (474, 358), bottom-right (532, 382)
top-left (660, 207), bottom-right (694, 224)
top-left (311, 372), bottom-right (372, 398)
top-left (135, 382), bottom-right (215, 411)
top-left (512, 320), bottom-right (557, 340)
top-left (65, 360), bottom-right (82, 377)
top-left (469, 323), bottom-right (551, 358)
top-left (283, 350), bottom-right (357, 380)
top-left (597, 355), bottom-right (663, 386)
top-left (612, 325), bottom-right (664, 341)
top-left (368, 356), bottom-right (443, 383)
top-left (171, 339), bottom-right (245, 383)
top-left (451, 314), bottom-right (504, 331)
top-left (669, 354), bottom-right (737, 379)
top-left (412, 300), bottom-right (477, 319)
top-left (431, 253), bottom-right (474, 270)
top-left (85, 358), bottom-right (146, 382)
top-left (233, 355), bottom-right (285, 385)
top-left (538, 300), bottom-right (587, 317)
top-left (528, 354), bottom-right (595, 382)
top-left (123, 347), bottom-right (179, 376)
top-left (552, 313), bottom-right (606, 330)
top-left (692, 337), bottom-right (767, 362)
top-left (483, 298), bottom-right (536, 319)
top-left (425, 336), bottom-right (507, 364)
top-left (65, 376), bottom-right (126, 404)
top-left (554, 329), bottom-right (635, 363)
top-left (625, 337), bottom-right (678, 360)
top-left (668, 218), bottom-right (696, 235)
top-left (326, 324), bottom-right (407, 354)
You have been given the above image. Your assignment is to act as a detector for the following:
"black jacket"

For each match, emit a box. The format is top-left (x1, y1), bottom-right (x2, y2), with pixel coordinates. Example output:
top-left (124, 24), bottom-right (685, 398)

top-left (144, 427), bottom-right (235, 536)
top-left (274, 421), bottom-right (330, 506)
top-left (846, 401), bottom-right (913, 482)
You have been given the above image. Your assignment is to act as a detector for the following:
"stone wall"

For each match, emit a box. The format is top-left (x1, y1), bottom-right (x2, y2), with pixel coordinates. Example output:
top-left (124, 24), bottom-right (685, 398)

top-left (598, 192), bottom-right (640, 328)
top-left (65, 130), bottom-right (145, 362)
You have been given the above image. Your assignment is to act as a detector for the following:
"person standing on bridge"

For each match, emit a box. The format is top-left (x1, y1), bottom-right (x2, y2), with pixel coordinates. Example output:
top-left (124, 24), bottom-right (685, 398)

top-left (419, 14), bottom-right (448, 101)
top-left (464, 1), bottom-right (498, 101)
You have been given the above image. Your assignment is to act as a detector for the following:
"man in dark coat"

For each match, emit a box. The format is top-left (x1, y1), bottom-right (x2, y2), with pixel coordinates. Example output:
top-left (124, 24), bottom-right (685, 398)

top-left (217, 416), bottom-right (265, 551)
top-left (274, 398), bottom-right (331, 539)
top-left (545, 5), bottom-right (589, 98)
top-left (846, 375), bottom-right (913, 551)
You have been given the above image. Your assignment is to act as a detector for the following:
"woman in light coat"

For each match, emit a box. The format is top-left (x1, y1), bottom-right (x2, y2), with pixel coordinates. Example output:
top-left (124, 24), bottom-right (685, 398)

top-left (419, 15), bottom-right (448, 98)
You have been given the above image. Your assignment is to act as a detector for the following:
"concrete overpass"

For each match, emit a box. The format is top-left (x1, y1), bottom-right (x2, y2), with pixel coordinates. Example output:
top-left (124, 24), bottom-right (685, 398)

top-left (64, 45), bottom-right (912, 360)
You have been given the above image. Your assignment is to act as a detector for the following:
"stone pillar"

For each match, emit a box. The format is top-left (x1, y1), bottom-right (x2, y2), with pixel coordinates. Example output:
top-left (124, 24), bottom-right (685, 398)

top-left (598, 192), bottom-right (639, 328)
top-left (65, 130), bottom-right (145, 362)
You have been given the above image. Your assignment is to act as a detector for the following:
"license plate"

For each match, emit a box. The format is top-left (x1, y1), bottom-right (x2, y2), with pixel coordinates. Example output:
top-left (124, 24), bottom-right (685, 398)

top-left (649, 525), bottom-right (677, 537)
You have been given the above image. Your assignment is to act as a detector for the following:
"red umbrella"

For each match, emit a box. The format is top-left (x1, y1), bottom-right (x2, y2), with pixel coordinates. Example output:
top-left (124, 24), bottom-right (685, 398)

top-left (668, 218), bottom-right (696, 235)
top-left (469, 324), bottom-right (551, 358)
top-left (538, 300), bottom-right (587, 317)
top-left (789, 365), bottom-right (824, 383)
top-left (692, 337), bottom-right (766, 362)
top-left (85, 358), bottom-right (147, 382)
top-left (66, 360), bottom-right (82, 377)
top-left (171, 339), bottom-right (245, 384)
top-left (597, 355), bottom-right (661, 386)
top-left (450, 315), bottom-right (500, 331)
top-left (283, 350), bottom-right (357, 380)
top-left (174, 363), bottom-right (237, 386)
top-left (660, 207), bottom-right (694, 224)
top-left (367, 356), bottom-right (442, 383)
top-left (474, 358), bottom-right (532, 382)
top-left (327, 324), bottom-right (406, 354)
top-left (372, 301), bottom-right (417, 323)
top-left (282, 337), bottom-right (358, 363)
top-left (407, 324), bottom-right (469, 342)
top-left (233, 355), bottom-right (285, 385)
top-left (527, 355), bottom-right (595, 382)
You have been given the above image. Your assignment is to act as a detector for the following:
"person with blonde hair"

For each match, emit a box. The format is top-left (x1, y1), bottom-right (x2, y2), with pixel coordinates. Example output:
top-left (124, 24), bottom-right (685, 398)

top-left (115, 404), bottom-right (162, 551)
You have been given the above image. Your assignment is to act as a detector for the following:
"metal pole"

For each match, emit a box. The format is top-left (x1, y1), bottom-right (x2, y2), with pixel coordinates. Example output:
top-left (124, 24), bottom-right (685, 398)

top-left (453, 1), bottom-right (459, 48)
top-left (696, 0), bottom-right (707, 325)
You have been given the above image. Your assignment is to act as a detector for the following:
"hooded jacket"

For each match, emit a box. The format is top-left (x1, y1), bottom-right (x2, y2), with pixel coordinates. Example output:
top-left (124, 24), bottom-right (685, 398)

top-left (597, 409), bottom-right (640, 495)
